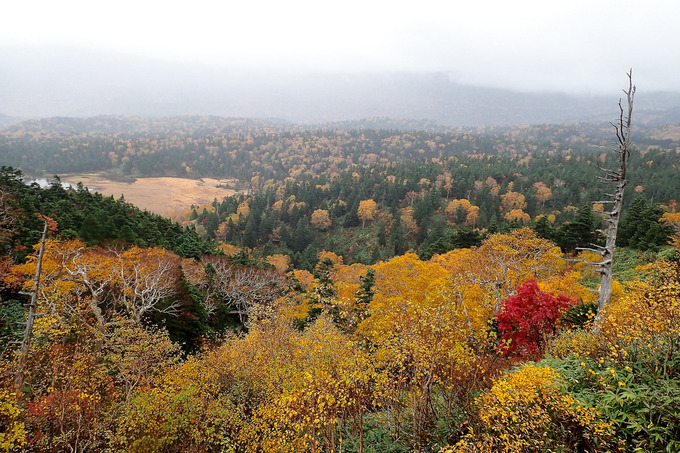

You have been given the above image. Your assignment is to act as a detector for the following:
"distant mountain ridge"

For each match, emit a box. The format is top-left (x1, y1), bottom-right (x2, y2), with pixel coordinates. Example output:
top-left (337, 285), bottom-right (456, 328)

top-left (2, 45), bottom-right (680, 126)
top-left (0, 115), bottom-right (298, 135)
top-left (0, 114), bottom-right (24, 129)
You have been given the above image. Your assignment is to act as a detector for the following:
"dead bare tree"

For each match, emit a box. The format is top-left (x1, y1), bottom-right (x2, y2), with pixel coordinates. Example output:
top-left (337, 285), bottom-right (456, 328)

top-left (114, 248), bottom-right (180, 323)
top-left (14, 219), bottom-right (48, 391)
top-left (580, 70), bottom-right (635, 331)
top-left (203, 256), bottom-right (282, 324)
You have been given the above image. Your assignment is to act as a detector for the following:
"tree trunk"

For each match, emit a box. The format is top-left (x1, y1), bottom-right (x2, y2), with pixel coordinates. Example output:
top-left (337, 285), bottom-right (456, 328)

top-left (15, 219), bottom-right (49, 391)
top-left (591, 71), bottom-right (635, 332)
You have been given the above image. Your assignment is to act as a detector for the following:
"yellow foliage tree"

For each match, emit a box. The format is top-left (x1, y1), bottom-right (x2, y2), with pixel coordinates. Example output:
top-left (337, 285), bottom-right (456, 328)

top-left (118, 315), bottom-right (374, 453)
top-left (318, 250), bottom-right (343, 267)
top-left (267, 253), bottom-right (292, 273)
top-left (500, 191), bottom-right (527, 212)
top-left (358, 253), bottom-right (477, 447)
top-left (445, 199), bottom-right (472, 217)
top-left (503, 208), bottom-right (531, 224)
top-left (599, 257), bottom-right (680, 345)
top-left (464, 228), bottom-right (565, 311)
top-left (106, 324), bottom-right (182, 400)
top-left (433, 249), bottom-right (496, 338)
top-left (13, 239), bottom-right (115, 336)
top-left (330, 262), bottom-right (370, 330)
top-left (12, 240), bottom-right (182, 336)
top-left (310, 209), bottom-right (332, 231)
top-left (465, 205), bottom-right (480, 226)
top-left (359, 253), bottom-right (450, 343)
top-left (236, 200), bottom-right (250, 219)
top-left (661, 211), bottom-right (680, 232)
top-left (252, 316), bottom-right (374, 452)
top-left (357, 199), bottom-right (377, 228)
top-left (535, 185), bottom-right (553, 207)
top-left (400, 207), bottom-right (418, 234)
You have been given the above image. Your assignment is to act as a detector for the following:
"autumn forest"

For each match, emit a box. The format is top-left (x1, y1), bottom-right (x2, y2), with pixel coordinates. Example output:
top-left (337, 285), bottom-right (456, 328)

top-left (1, 110), bottom-right (680, 452)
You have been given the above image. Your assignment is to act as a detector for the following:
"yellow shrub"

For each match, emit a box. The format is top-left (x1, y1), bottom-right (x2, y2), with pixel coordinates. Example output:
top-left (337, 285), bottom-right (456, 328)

top-left (0, 391), bottom-right (27, 452)
top-left (549, 328), bottom-right (604, 360)
top-left (600, 259), bottom-right (680, 347)
top-left (451, 364), bottom-right (611, 452)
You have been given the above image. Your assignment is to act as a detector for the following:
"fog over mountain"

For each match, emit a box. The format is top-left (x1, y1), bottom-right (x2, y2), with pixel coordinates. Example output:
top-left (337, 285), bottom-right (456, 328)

top-left (2, 45), bottom-right (680, 127)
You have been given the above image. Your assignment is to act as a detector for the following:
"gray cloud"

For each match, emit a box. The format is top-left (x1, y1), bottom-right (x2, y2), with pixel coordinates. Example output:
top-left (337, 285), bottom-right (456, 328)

top-left (2, 0), bottom-right (679, 95)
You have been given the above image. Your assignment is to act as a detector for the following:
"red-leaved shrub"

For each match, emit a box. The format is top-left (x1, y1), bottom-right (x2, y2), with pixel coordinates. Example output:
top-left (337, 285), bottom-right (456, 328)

top-left (497, 279), bottom-right (575, 356)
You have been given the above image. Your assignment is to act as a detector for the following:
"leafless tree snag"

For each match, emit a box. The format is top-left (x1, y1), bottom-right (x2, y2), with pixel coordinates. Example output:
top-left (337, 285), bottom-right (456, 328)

top-left (15, 219), bottom-right (48, 391)
top-left (201, 256), bottom-right (283, 325)
top-left (582, 70), bottom-right (635, 331)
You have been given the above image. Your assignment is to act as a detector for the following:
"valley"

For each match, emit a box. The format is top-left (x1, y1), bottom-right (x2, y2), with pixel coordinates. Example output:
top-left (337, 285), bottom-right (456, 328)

top-left (54, 173), bottom-right (240, 218)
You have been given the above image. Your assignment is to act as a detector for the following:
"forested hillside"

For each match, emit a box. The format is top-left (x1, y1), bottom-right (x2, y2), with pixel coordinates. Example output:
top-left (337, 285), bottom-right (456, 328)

top-left (1, 116), bottom-right (680, 451)
top-left (0, 167), bottom-right (215, 259)
top-left (191, 151), bottom-right (675, 268)
top-left (3, 116), bottom-right (680, 183)
top-left (3, 115), bottom-right (678, 265)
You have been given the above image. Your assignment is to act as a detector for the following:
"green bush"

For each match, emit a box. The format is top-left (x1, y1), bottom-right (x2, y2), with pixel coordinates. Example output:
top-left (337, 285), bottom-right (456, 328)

top-left (546, 335), bottom-right (680, 452)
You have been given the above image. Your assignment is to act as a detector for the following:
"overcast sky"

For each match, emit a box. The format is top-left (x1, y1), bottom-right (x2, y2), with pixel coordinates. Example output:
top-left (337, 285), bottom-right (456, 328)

top-left (3, 0), bottom-right (679, 94)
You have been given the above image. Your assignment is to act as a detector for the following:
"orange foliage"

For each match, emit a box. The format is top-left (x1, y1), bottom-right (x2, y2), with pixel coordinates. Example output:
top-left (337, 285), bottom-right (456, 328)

top-left (504, 208), bottom-right (531, 223)
top-left (266, 253), bottom-right (292, 273)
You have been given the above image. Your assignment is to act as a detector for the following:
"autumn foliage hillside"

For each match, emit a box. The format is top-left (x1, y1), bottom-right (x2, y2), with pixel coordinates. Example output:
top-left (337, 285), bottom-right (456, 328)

top-left (187, 157), bottom-right (675, 268)
top-left (1, 117), bottom-right (680, 451)
top-left (4, 115), bottom-right (679, 264)
top-left (1, 212), bottom-right (680, 451)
